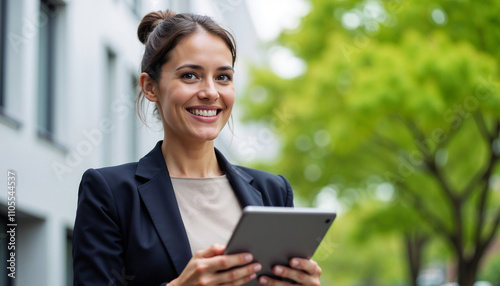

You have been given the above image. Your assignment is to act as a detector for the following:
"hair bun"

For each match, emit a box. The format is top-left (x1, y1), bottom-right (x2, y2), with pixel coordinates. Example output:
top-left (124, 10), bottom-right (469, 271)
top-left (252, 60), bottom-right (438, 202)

top-left (137, 10), bottom-right (177, 45)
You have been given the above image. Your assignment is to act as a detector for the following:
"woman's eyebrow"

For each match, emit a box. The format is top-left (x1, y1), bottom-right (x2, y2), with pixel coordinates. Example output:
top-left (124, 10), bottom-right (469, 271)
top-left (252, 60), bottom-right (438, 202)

top-left (176, 64), bottom-right (234, 72)
top-left (176, 64), bottom-right (203, 71)
top-left (218, 66), bottom-right (234, 72)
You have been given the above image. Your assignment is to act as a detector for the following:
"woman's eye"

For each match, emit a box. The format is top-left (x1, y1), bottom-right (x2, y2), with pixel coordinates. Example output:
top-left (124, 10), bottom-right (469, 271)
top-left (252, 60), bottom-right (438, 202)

top-left (216, 74), bottom-right (232, 82)
top-left (181, 73), bottom-right (197, 80)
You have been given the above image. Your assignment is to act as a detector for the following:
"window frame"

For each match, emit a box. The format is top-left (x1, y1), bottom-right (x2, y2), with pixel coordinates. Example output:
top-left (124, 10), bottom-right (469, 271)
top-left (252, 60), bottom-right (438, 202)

top-left (0, 0), bottom-right (8, 111)
top-left (37, 0), bottom-right (59, 139)
top-left (128, 73), bottom-right (139, 160)
top-left (65, 229), bottom-right (73, 286)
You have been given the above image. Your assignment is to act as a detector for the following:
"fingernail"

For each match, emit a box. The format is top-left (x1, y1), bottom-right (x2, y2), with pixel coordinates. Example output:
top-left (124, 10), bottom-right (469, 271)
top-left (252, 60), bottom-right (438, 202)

top-left (245, 254), bottom-right (253, 262)
top-left (291, 259), bottom-right (299, 267)
top-left (254, 264), bottom-right (262, 272)
top-left (260, 277), bottom-right (268, 284)
top-left (275, 266), bottom-right (283, 275)
top-left (250, 273), bottom-right (257, 280)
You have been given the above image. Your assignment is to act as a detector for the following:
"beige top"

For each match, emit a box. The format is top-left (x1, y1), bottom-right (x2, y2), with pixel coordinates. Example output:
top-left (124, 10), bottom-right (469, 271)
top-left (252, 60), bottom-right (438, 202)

top-left (171, 175), bottom-right (242, 255)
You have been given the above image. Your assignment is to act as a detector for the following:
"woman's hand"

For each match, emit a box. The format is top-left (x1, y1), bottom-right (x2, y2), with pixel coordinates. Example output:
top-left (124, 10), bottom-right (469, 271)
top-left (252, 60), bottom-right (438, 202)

top-left (168, 243), bottom-right (262, 286)
top-left (257, 258), bottom-right (322, 286)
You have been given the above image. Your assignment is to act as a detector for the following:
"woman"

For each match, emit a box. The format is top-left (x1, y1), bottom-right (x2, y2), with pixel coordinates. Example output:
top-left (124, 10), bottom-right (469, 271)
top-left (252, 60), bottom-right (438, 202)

top-left (73, 10), bottom-right (322, 286)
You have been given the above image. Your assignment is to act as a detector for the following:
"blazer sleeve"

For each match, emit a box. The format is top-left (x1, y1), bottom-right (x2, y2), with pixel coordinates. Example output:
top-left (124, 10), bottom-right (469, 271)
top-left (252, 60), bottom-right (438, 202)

top-left (279, 175), bottom-right (294, 207)
top-left (73, 168), bottom-right (125, 286)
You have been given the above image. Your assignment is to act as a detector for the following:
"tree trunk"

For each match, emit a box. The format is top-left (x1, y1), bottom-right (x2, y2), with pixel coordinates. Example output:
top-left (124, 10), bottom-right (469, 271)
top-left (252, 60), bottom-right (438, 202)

top-left (457, 259), bottom-right (478, 286)
top-left (405, 232), bottom-right (428, 286)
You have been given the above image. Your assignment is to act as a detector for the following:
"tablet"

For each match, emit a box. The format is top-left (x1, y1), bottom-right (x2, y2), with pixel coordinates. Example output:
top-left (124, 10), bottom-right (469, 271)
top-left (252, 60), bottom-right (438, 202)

top-left (224, 206), bottom-right (336, 285)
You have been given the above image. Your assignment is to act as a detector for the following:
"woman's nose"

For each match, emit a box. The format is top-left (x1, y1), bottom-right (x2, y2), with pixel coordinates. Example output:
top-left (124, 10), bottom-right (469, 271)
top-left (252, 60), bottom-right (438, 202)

top-left (198, 79), bottom-right (219, 101)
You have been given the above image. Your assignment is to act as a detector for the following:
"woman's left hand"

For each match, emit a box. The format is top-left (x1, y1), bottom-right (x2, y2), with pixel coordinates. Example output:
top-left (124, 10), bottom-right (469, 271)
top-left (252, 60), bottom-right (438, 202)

top-left (257, 258), bottom-right (321, 286)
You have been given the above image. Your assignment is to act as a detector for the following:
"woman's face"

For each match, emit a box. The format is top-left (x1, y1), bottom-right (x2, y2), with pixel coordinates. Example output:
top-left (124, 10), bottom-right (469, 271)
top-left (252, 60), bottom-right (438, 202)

top-left (153, 30), bottom-right (235, 142)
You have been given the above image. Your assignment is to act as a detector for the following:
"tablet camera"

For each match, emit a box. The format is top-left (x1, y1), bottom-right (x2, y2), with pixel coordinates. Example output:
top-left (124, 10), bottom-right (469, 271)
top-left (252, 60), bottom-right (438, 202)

top-left (325, 219), bottom-right (331, 224)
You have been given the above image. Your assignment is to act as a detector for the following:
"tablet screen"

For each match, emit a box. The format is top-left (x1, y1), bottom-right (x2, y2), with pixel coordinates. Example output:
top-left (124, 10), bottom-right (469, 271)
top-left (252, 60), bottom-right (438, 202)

top-left (224, 206), bottom-right (336, 285)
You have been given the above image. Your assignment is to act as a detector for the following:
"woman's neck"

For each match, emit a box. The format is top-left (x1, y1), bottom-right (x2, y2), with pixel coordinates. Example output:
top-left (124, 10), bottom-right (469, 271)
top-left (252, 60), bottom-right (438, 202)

top-left (161, 137), bottom-right (223, 178)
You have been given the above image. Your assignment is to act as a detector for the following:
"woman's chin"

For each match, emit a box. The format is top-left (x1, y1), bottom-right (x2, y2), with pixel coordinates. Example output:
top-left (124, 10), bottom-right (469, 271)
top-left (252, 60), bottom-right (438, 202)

top-left (190, 130), bottom-right (221, 142)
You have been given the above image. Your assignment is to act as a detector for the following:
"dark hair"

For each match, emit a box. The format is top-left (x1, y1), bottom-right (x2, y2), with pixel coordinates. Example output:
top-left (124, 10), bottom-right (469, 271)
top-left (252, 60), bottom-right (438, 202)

top-left (136, 10), bottom-right (237, 122)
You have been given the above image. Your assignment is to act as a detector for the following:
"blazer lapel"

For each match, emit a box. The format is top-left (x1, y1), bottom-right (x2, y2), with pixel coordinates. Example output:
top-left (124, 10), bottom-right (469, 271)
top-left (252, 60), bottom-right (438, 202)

top-left (133, 142), bottom-right (264, 276)
top-left (215, 149), bottom-right (264, 207)
top-left (135, 142), bottom-right (191, 275)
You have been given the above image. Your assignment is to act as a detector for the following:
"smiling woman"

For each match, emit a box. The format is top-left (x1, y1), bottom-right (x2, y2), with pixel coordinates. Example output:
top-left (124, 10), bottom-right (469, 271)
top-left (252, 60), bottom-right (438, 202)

top-left (141, 30), bottom-right (235, 146)
top-left (72, 9), bottom-right (323, 286)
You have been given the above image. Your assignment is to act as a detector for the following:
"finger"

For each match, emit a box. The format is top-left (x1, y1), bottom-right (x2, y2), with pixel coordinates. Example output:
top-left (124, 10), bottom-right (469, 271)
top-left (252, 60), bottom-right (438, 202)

top-left (221, 273), bottom-right (258, 286)
top-left (257, 275), bottom-right (295, 286)
top-left (194, 244), bottom-right (226, 258)
top-left (210, 252), bottom-right (254, 271)
top-left (274, 265), bottom-right (308, 285)
top-left (269, 263), bottom-right (321, 285)
top-left (218, 263), bottom-right (261, 285)
top-left (221, 272), bottom-right (258, 286)
top-left (289, 258), bottom-right (322, 276)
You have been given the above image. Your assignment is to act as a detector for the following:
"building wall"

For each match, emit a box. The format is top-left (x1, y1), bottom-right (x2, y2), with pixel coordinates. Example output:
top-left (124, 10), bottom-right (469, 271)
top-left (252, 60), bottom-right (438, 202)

top-left (0, 0), bottom-right (259, 285)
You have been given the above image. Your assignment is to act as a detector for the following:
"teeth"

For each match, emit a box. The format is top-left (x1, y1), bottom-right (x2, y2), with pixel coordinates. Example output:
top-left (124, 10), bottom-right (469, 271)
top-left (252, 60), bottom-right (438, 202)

top-left (189, 109), bottom-right (217, 117)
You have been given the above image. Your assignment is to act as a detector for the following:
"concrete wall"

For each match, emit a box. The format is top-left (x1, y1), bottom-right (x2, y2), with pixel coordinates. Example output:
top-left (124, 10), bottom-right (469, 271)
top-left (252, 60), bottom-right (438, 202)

top-left (0, 0), bottom-right (259, 284)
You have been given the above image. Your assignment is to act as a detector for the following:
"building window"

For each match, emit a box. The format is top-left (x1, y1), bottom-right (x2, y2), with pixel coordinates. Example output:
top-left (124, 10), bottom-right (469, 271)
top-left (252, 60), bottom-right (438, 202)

top-left (103, 48), bottom-right (117, 164)
top-left (37, 0), bottom-right (63, 140)
top-left (129, 73), bottom-right (138, 160)
top-left (0, 0), bottom-right (8, 112)
top-left (0, 0), bottom-right (22, 129)
top-left (66, 229), bottom-right (73, 286)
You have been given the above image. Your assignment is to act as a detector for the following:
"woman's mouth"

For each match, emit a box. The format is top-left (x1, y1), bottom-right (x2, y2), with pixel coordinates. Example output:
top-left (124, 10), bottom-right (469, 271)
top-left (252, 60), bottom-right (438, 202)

top-left (187, 109), bottom-right (221, 117)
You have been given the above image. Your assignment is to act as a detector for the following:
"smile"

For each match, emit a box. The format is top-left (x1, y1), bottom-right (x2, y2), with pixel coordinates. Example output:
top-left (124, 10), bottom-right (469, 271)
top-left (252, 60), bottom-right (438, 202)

top-left (188, 109), bottom-right (220, 117)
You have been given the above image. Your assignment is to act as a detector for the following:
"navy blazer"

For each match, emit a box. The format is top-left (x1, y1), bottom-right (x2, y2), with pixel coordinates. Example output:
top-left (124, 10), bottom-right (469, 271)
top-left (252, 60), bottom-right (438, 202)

top-left (73, 141), bottom-right (294, 286)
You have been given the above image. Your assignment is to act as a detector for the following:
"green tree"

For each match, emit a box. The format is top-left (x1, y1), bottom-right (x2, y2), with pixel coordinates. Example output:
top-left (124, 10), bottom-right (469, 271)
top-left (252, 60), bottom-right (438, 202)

top-left (242, 0), bottom-right (500, 285)
top-left (314, 199), bottom-right (408, 285)
top-left (480, 254), bottom-right (500, 285)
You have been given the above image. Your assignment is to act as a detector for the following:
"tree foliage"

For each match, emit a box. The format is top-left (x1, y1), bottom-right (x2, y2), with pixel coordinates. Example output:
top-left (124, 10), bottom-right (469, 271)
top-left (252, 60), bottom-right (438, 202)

top-left (242, 0), bottom-right (500, 284)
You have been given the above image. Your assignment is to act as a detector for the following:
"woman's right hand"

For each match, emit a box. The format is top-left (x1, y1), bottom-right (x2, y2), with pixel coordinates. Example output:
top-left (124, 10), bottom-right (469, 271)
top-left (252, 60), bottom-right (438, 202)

top-left (167, 243), bottom-right (262, 286)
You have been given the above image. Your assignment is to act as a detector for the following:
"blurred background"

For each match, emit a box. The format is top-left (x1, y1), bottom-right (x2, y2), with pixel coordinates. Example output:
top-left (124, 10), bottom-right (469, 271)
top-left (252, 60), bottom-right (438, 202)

top-left (1, 0), bottom-right (499, 285)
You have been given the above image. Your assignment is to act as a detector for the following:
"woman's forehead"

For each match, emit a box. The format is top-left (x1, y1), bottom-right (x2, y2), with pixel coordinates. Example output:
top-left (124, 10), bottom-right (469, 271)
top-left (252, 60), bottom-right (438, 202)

top-left (166, 31), bottom-right (233, 69)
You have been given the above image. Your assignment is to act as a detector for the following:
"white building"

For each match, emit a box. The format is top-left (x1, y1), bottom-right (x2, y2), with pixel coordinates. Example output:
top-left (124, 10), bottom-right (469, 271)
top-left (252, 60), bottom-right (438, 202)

top-left (0, 0), bottom-right (260, 285)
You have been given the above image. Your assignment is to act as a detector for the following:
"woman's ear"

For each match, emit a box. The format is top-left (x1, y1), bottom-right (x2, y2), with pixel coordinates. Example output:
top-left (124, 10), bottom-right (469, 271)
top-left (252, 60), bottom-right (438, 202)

top-left (140, 72), bottom-right (158, 102)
